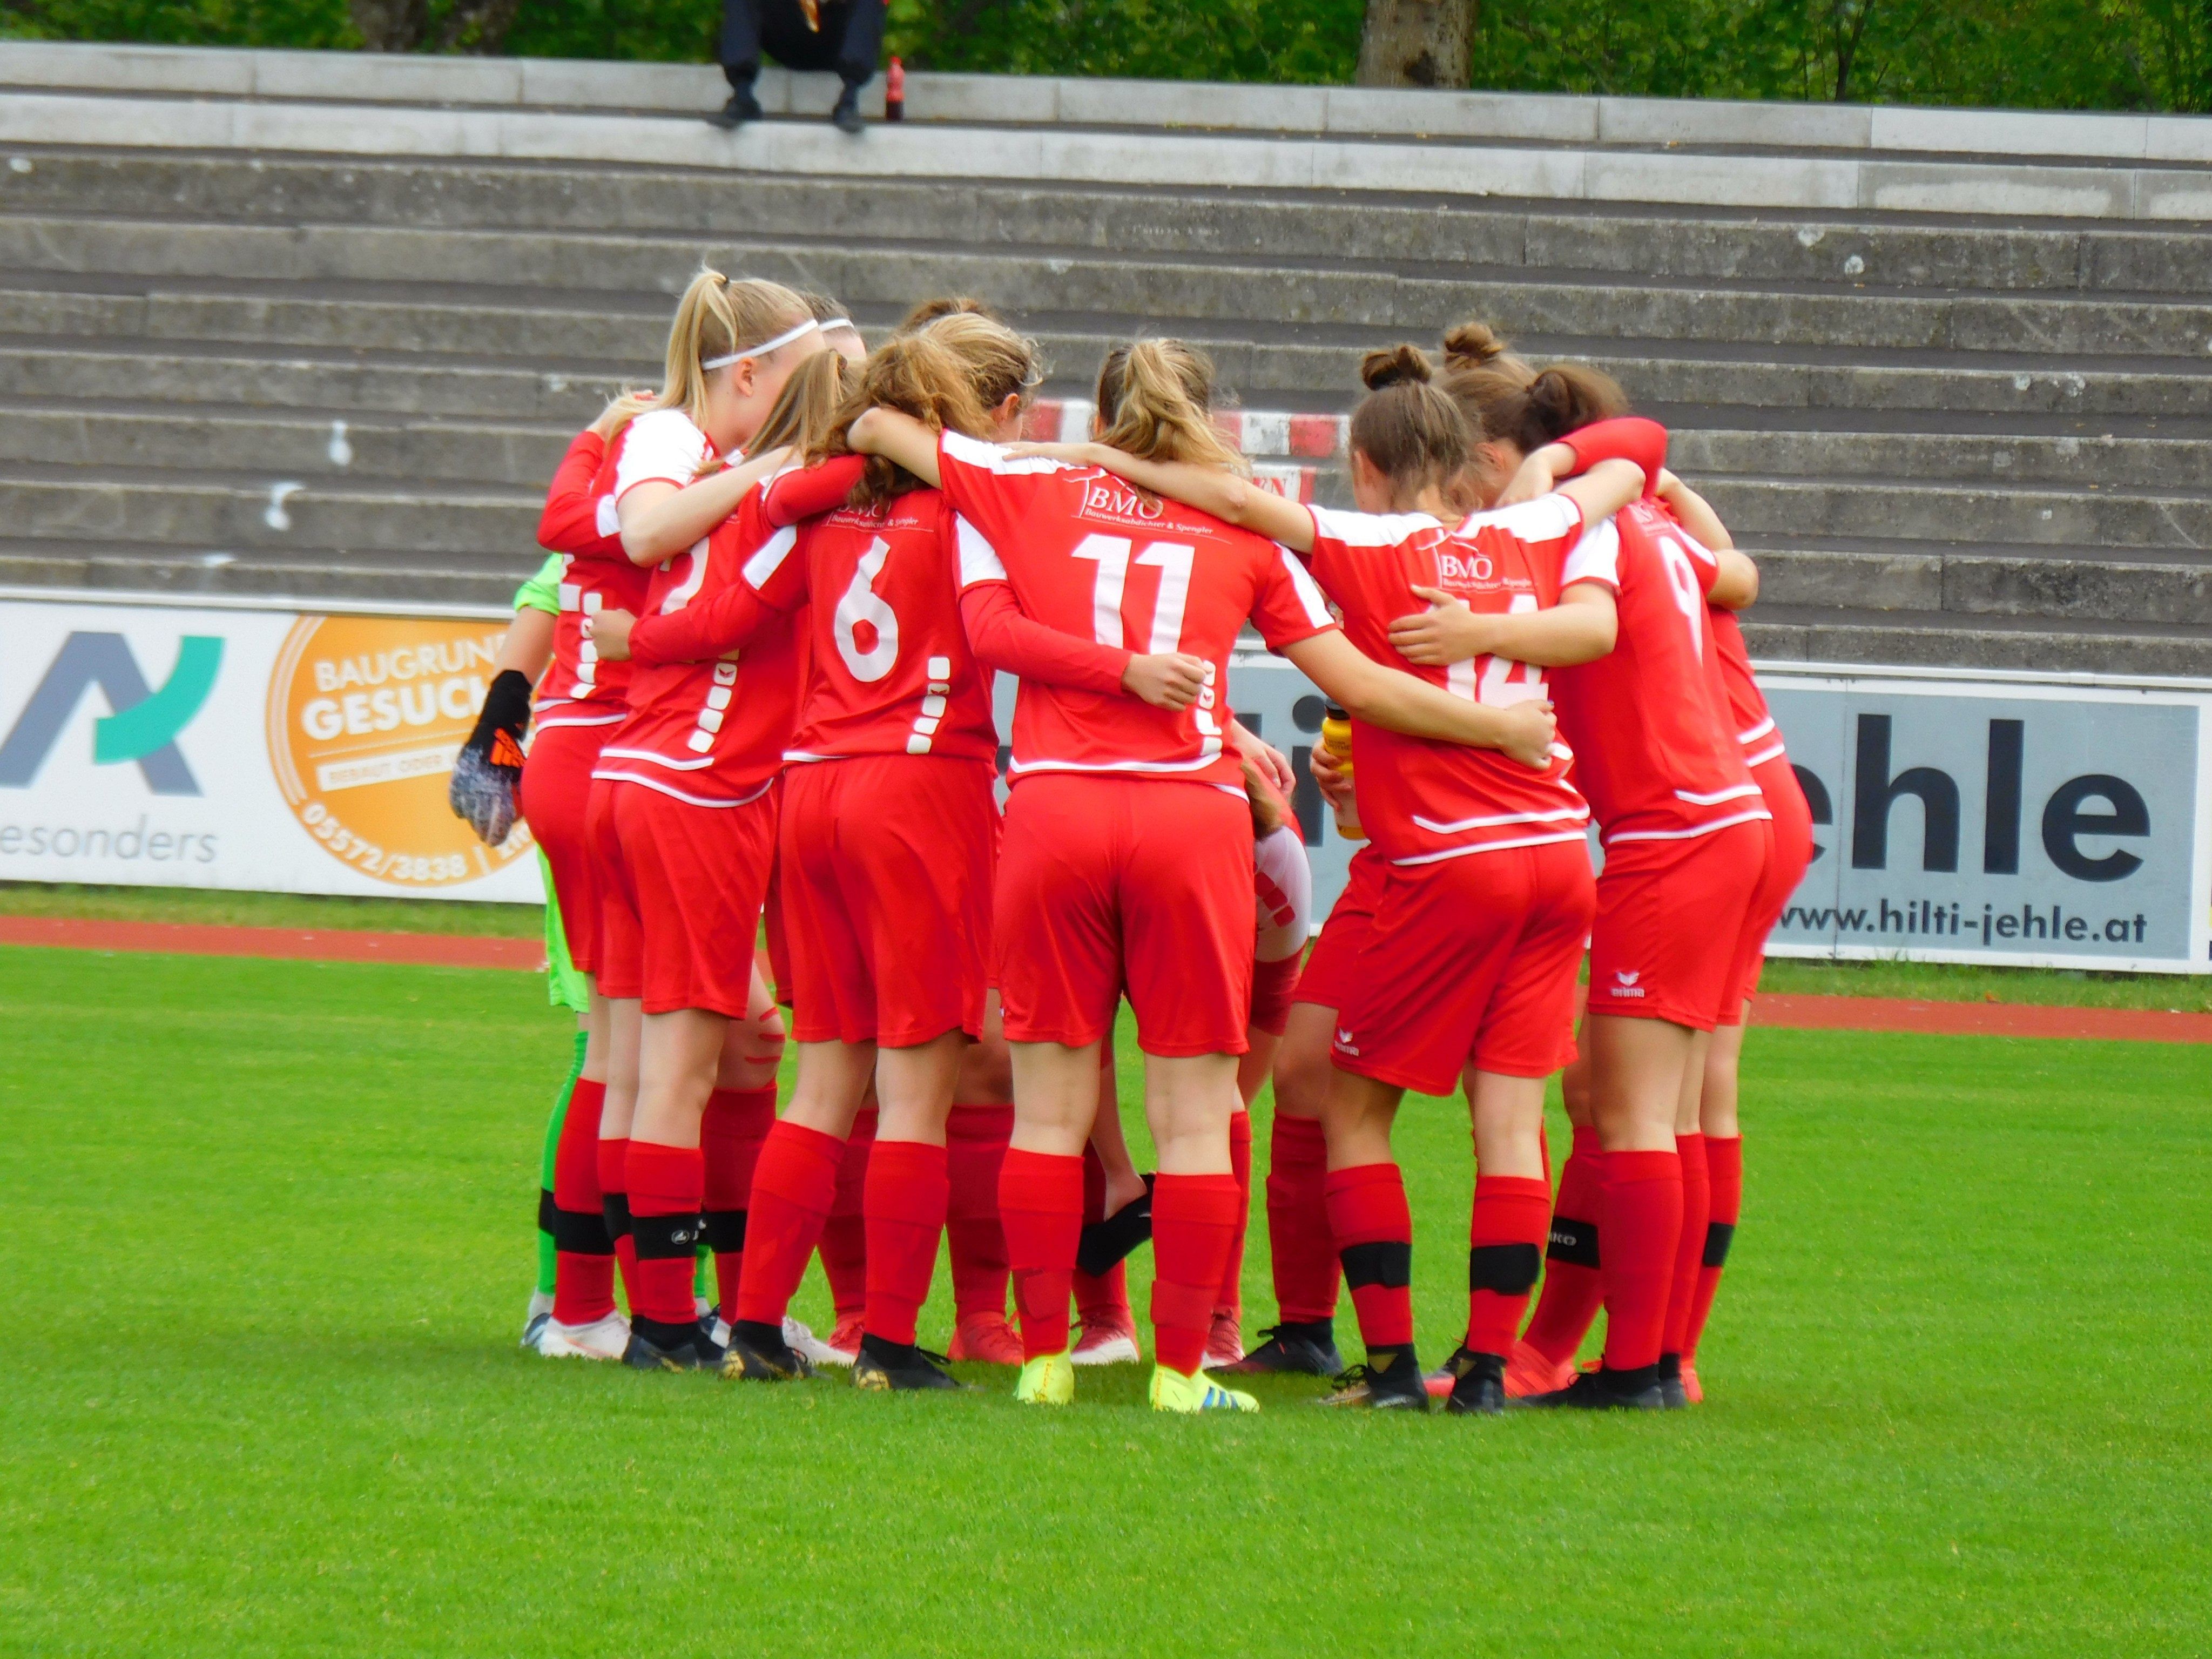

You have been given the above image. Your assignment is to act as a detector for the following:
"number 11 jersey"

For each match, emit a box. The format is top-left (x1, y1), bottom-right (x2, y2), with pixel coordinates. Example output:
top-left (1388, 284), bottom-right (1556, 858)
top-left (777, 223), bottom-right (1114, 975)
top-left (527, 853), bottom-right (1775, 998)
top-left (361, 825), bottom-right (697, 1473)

top-left (935, 431), bottom-right (1337, 791)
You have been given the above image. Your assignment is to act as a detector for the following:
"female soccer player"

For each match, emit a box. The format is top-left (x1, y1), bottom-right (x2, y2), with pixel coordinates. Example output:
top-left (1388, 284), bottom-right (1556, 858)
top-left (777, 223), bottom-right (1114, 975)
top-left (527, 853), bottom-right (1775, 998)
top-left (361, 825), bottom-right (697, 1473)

top-left (848, 339), bottom-right (1560, 1413)
top-left (1018, 346), bottom-right (1645, 1412)
top-left (1398, 363), bottom-right (1768, 1410)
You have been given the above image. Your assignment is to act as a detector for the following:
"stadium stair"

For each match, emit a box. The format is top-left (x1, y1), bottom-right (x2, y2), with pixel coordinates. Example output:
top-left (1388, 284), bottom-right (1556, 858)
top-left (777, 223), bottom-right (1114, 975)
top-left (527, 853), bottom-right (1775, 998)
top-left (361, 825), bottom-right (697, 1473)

top-left (1, 40), bottom-right (2208, 673)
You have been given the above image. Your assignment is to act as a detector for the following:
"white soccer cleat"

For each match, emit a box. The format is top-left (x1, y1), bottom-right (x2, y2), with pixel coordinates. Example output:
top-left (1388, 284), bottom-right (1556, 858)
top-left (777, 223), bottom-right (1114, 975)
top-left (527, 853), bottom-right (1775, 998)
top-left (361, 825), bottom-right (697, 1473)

top-left (535, 1311), bottom-right (630, 1360)
top-left (783, 1316), bottom-right (851, 1367)
top-left (520, 1289), bottom-right (555, 1348)
top-left (1071, 1326), bottom-right (1142, 1367)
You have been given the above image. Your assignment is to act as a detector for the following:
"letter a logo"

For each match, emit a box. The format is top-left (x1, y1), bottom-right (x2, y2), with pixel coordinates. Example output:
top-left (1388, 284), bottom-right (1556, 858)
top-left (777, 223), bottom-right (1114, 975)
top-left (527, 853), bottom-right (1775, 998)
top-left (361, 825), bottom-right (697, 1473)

top-left (0, 631), bottom-right (223, 794)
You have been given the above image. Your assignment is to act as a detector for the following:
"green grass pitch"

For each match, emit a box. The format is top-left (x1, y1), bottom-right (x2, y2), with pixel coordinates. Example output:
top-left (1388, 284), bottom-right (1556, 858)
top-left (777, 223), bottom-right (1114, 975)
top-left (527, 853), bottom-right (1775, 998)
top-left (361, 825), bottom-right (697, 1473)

top-left (2, 943), bottom-right (2207, 1655)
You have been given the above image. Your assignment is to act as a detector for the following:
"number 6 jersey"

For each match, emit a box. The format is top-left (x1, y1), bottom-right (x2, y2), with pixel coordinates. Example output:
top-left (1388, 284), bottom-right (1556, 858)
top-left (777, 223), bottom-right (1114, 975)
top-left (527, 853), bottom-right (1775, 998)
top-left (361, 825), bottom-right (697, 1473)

top-left (935, 431), bottom-right (1336, 790)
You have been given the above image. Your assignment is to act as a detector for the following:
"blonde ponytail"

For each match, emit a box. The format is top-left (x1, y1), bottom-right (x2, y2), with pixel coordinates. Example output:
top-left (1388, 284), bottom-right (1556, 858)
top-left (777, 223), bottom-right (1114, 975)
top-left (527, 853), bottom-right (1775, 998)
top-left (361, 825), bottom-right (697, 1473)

top-left (1094, 340), bottom-right (1249, 475)
top-left (612, 267), bottom-right (813, 442)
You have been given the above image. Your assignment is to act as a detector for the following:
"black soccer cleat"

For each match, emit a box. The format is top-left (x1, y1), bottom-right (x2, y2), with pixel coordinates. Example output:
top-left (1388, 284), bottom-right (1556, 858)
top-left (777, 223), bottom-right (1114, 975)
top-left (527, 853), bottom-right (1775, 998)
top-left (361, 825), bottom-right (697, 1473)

top-left (1657, 1352), bottom-right (1690, 1411)
top-left (1519, 1363), bottom-right (1668, 1412)
top-left (622, 1313), bottom-right (726, 1372)
top-left (706, 90), bottom-right (765, 130)
top-left (1320, 1345), bottom-right (1429, 1411)
top-left (852, 1334), bottom-right (969, 1392)
top-left (1445, 1350), bottom-right (1508, 1416)
top-left (720, 1318), bottom-right (814, 1382)
top-left (831, 84), bottom-right (866, 134)
top-left (1220, 1320), bottom-right (1343, 1377)
top-left (1075, 1173), bottom-right (1155, 1277)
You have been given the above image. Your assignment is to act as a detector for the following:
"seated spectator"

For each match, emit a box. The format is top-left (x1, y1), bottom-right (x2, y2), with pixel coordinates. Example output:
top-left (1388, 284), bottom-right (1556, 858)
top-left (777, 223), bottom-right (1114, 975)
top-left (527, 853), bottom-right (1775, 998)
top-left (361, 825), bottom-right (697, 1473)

top-left (709, 0), bottom-right (885, 136)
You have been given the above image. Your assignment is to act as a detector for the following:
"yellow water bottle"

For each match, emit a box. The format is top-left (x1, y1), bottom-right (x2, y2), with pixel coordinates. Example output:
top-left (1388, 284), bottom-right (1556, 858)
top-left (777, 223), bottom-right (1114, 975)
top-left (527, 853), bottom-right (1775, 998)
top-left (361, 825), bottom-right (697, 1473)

top-left (1318, 701), bottom-right (1365, 842)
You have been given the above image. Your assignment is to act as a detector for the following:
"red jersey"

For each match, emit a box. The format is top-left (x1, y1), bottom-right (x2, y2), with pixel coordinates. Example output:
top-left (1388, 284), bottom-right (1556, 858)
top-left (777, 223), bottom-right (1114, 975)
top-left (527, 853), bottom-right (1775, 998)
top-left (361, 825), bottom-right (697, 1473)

top-left (591, 483), bottom-right (802, 807)
top-left (537, 422), bottom-right (656, 720)
top-left (1551, 497), bottom-right (1762, 845)
top-left (740, 485), bottom-right (1000, 765)
top-left (935, 431), bottom-right (1336, 790)
top-left (1304, 497), bottom-right (1592, 867)
top-left (1709, 606), bottom-right (1786, 768)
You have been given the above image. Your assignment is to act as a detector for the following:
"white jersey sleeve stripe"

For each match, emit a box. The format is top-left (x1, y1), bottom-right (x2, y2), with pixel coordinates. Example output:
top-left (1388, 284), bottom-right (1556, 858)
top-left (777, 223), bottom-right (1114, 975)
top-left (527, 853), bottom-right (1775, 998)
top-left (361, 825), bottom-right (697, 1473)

top-left (740, 524), bottom-right (800, 590)
top-left (1561, 515), bottom-right (1622, 589)
top-left (1460, 493), bottom-right (1582, 542)
top-left (1278, 546), bottom-right (1336, 628)
top-left (1306, 504), bottom-right (1443, 548)
top-left (942, 429), bottom-right (1067, 477)
top-left (955, 514), bottom-right (1008, 586)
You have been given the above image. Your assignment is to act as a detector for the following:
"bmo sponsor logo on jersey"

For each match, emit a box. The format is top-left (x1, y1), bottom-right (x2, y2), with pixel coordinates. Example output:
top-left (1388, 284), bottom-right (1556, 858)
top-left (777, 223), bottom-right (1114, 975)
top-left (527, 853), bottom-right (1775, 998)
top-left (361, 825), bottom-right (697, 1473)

top-left (0, 594), bottom-right (541, 903)
top-left (1078, 477), bottom-right (1168, 529)
top-left (1761, 668), bottom-right (2210, 973)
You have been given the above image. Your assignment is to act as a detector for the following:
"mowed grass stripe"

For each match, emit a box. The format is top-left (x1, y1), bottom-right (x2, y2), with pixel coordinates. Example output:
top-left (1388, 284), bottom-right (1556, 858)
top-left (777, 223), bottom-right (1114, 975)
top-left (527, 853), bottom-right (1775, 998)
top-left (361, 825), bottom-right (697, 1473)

top-left (1, 947), bottom-right (2206, 1656)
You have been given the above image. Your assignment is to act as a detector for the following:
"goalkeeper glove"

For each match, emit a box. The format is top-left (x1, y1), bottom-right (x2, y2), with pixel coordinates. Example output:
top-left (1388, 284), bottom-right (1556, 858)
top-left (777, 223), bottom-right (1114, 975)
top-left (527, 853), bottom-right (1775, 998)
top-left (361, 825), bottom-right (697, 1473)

top-left (450, 667), bottom-right (533, 845)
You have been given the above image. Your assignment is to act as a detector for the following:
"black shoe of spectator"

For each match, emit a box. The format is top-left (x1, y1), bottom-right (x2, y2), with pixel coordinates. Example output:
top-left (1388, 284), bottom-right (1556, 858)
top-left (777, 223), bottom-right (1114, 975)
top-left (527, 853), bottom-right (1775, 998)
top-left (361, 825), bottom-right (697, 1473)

top-left (707, 90), bottom-right (765, 131)
top-left (831, 84), bottom-right (865, 134)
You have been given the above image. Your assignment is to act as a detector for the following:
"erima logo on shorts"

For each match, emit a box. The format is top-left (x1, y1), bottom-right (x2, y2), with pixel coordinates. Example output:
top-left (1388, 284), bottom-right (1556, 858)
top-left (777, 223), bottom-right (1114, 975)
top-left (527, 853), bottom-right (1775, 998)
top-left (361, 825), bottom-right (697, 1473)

top-left (1334, 1027), bottom-right (1360, 1056)
top-left (1607, 969), bottom-right (1645, 999)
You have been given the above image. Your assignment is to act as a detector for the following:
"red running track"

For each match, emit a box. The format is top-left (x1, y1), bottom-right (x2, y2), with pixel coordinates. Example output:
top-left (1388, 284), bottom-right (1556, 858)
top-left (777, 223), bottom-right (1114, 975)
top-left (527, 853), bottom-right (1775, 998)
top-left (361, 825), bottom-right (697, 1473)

top-left (2, 915), bottom-right (2205, 1042)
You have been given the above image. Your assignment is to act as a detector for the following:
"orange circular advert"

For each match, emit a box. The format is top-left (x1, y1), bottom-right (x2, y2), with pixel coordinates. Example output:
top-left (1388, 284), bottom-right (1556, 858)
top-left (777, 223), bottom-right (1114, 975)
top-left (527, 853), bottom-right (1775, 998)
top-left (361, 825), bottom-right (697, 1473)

top-left (267, 615), bottom-right (535, 888)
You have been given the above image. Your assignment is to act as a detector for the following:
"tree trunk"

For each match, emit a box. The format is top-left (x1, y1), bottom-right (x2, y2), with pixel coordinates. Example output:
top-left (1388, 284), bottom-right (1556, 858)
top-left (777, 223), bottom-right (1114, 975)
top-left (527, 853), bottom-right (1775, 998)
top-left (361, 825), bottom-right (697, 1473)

top-left (348, 0), bottom-right (429, 52)
top-left (1357, 0), bottom-right (1475, 90)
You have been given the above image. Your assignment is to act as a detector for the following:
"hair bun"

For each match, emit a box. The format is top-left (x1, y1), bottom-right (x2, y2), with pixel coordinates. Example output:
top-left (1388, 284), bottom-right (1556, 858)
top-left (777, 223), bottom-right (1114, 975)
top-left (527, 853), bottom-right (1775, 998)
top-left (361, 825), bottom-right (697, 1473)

top-left (1441, 322), bottom-right (1510, 367)
top-left (1359, 343), bottom-right (1433, 392)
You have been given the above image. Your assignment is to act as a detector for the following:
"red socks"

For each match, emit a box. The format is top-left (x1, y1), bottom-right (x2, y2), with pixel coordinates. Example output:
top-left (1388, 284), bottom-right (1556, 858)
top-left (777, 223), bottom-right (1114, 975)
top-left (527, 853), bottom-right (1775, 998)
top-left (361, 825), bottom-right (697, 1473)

top-left (1465, 1174), bottom-right (1550, 1358)
top-left (863, 1138), bottom-right (948, 1346)
top-left (999, 1148), bottom-right (1083, 1360)
top-left (551, 1078), bottom-right (614, 1325)
top-left (1151, 1172), bottom-right (1240, 1375)
top-left (1685, 1134), bottom-right (1742, 1361)
top-left (945, 1103), bottom-right (1013, 1322)
top-left (733, 1120), bottom-right (844, 1327)
top-left (1217, 1110), bottom-right (1252, 1316)
top-left (1324, 1162), bottom-right (1414, 1352)
top-left (626, 1140), bottom-right (704, 1327)
top-left (1520, 1124), bottom-right (1605, 1366)
top-left (702, 1084), bottom-right (775, 1321)
top-left (1073, 1260), bottom-right (1131, 1337)
top-left (597, 1135), bottom-right (636, 1300)
top-left (1266, 1114), bottom-right (1337, 1324)
top-left (1599, 1148), bottom-right (1683, 1373)
top-left (819, 1106), bottom-right (875, 1328)
top-left (1663, 1132), bottom-right (1710, 1361)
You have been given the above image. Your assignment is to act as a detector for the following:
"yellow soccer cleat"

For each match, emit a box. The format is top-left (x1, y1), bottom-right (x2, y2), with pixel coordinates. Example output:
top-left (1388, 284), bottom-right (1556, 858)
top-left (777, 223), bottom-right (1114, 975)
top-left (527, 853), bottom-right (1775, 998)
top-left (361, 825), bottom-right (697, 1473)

top-left (1014, 1348), bottom-right (1075, 1406)
top-left (1150, 1365), bottom-right (1259, 1414)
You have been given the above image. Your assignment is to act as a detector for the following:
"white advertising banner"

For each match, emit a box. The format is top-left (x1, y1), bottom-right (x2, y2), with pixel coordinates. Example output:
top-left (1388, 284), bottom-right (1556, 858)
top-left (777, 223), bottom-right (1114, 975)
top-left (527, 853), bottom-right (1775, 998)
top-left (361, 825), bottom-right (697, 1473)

top-left (0, 590), bottom-right (541, 902)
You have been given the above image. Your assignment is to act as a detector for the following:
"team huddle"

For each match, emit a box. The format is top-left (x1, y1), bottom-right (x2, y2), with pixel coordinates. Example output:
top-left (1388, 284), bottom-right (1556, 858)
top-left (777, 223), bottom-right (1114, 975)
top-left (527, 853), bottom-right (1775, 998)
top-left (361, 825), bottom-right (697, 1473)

top-left (448, 268), bottom-right (1816, 1415)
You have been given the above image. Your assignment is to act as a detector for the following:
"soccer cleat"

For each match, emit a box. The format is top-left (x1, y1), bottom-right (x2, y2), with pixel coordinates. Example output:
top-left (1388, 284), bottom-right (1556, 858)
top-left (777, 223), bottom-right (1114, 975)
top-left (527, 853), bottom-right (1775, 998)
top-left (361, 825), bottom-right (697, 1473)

top-left (780, 1317), bottom-right (841, 1367)
top-left (1221, 1321), bottom-right (1343, 1377)
top-left (520, 1288), bottom-right (555, 1349)
top-left (1075, 1175), bottom-right (1155, 1277)
top-left (947, 1312), bottom-right (1024, 1365)
top-left (1150, 1365), bottom-right (1259, 1414)
top-left (705, 89), bottom-right (765, 130)
top-left (1204, 1307), bottom-right (1244, 1371)
top-left (1657, 1353), bottom-right (1690, 1411)
top-left (1423, 1344), bottom-right (1487, 1400)
top-left (1320, 1346), bottom-right (1429, 1411)
top-left (1504, 1338), bottom-right (1579, 1399)
top-left (1519, 1365), bottom-right (1668, 1412)
top-left (852, 1335), bottom-right (968, 1392)
top-left (830, 84), bottom-right (865, 134)
top-left (1071, 1314), bottom-right (1142, 1367)
top-left (720, 1319), bottom-right (815, 1382)
top-left (535, 1311), bottom-right (630, 1361)
top-left (1014, 1349), bottom-right (1076, 1406)
top-left (1681, 1360), bottom-right (1703, 1405)
top-left (815, 1314), bottom-right (863, 1367)
top-left (622, 1313), bottom-right (726, 1372)
top-left (1446, 1351), bottom-right (1509, 1417)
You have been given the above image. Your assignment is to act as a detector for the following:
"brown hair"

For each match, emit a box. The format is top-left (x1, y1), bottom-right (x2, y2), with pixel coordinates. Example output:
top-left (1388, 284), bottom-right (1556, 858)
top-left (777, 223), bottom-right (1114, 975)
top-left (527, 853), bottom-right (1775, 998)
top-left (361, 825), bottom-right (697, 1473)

top-left (897, 295), bottom-right (1006, 333)
top-left (927, 311), bottom-right (1043, 419)
top-left (1093, 340), bottom-right (1249, 475)
top-left (1441, 319), bottom-right (1628, 457)
top-left (747, 349), bottom-right (855, 461)
top-left (612, 267), bottom-right (813, 442)
top-left (822, 330), bottom-right (995, 505)
top-left (1348, 345), bottom-right (1472, 505)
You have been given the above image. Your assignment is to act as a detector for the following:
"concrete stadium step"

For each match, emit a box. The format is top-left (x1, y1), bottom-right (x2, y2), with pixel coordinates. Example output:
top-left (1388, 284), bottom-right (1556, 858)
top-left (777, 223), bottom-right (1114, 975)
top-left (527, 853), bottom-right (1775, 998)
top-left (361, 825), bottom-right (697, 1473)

top-left (1743, 605), bottom-right (2212, 676)
top-left (12, 149), bottom-right (2212, 298)
top-left (1700, 474), bottom-right (2212, 554)
top-left (0, 536), bottom-right (522, 606)
top-left (1751, 541), bottom-right (2211, 625)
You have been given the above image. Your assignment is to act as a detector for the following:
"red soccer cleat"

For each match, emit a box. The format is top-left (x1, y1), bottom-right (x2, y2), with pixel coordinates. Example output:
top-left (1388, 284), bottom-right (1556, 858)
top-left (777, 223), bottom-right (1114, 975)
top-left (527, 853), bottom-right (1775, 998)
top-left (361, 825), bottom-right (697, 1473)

top-left (947, 1311), bottom-right (1024, 1365)
top-left (1504, 1339), bottom-right (1579, 1399)
top-left (1071, 1311), bottom-right (1141, 1366)
top-left (818, 1314), bottom-right (863, 1367)
top-left (1203, 1306), bottom-right (1244, 1371)
top-left (1681, 1360), bottom-right (1703, 1405)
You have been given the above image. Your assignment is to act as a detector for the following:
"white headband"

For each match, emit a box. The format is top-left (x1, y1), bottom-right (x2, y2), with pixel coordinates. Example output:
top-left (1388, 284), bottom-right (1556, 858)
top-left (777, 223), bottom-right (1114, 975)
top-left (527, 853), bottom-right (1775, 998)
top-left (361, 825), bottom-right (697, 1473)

top-left (702, 317), bottom-right (819, 370)
top-left (818, 318), bottom-right (855, 333)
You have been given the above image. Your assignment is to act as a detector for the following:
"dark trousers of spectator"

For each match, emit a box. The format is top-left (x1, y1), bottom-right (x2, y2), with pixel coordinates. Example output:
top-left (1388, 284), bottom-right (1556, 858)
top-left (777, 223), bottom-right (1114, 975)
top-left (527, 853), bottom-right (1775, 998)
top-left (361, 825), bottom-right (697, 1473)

top-left (721, 0), bottom-right (885, 92)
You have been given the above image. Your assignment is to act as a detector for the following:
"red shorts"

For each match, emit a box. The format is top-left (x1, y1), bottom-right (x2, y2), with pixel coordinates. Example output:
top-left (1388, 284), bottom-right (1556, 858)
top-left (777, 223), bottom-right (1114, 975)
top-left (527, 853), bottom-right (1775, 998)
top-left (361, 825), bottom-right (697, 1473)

top-left (519, 718), bottom-right (614, 975)
top-left (606, 780), bottom-right (775, 1019)
top-left (995, 774), bottom-right (1253, 1057)
top-left (584, 776), bottom-right (639, 1001)
top-left (1250, 953), bottom-right (1302, 1037)
top-left (1331, 839), bottom-right (1595, 1094)
top-left (1290, 844), bottom-right (1386, 1014)
top-left (779, 754), bottom-right (996, 1047)
top-left (1586, 817), bottom-right (1770, 1031)
top-left (761, 778), bottom-right (793, 1008)
top-left (1729, 753), bottom-right (1817, 1011)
